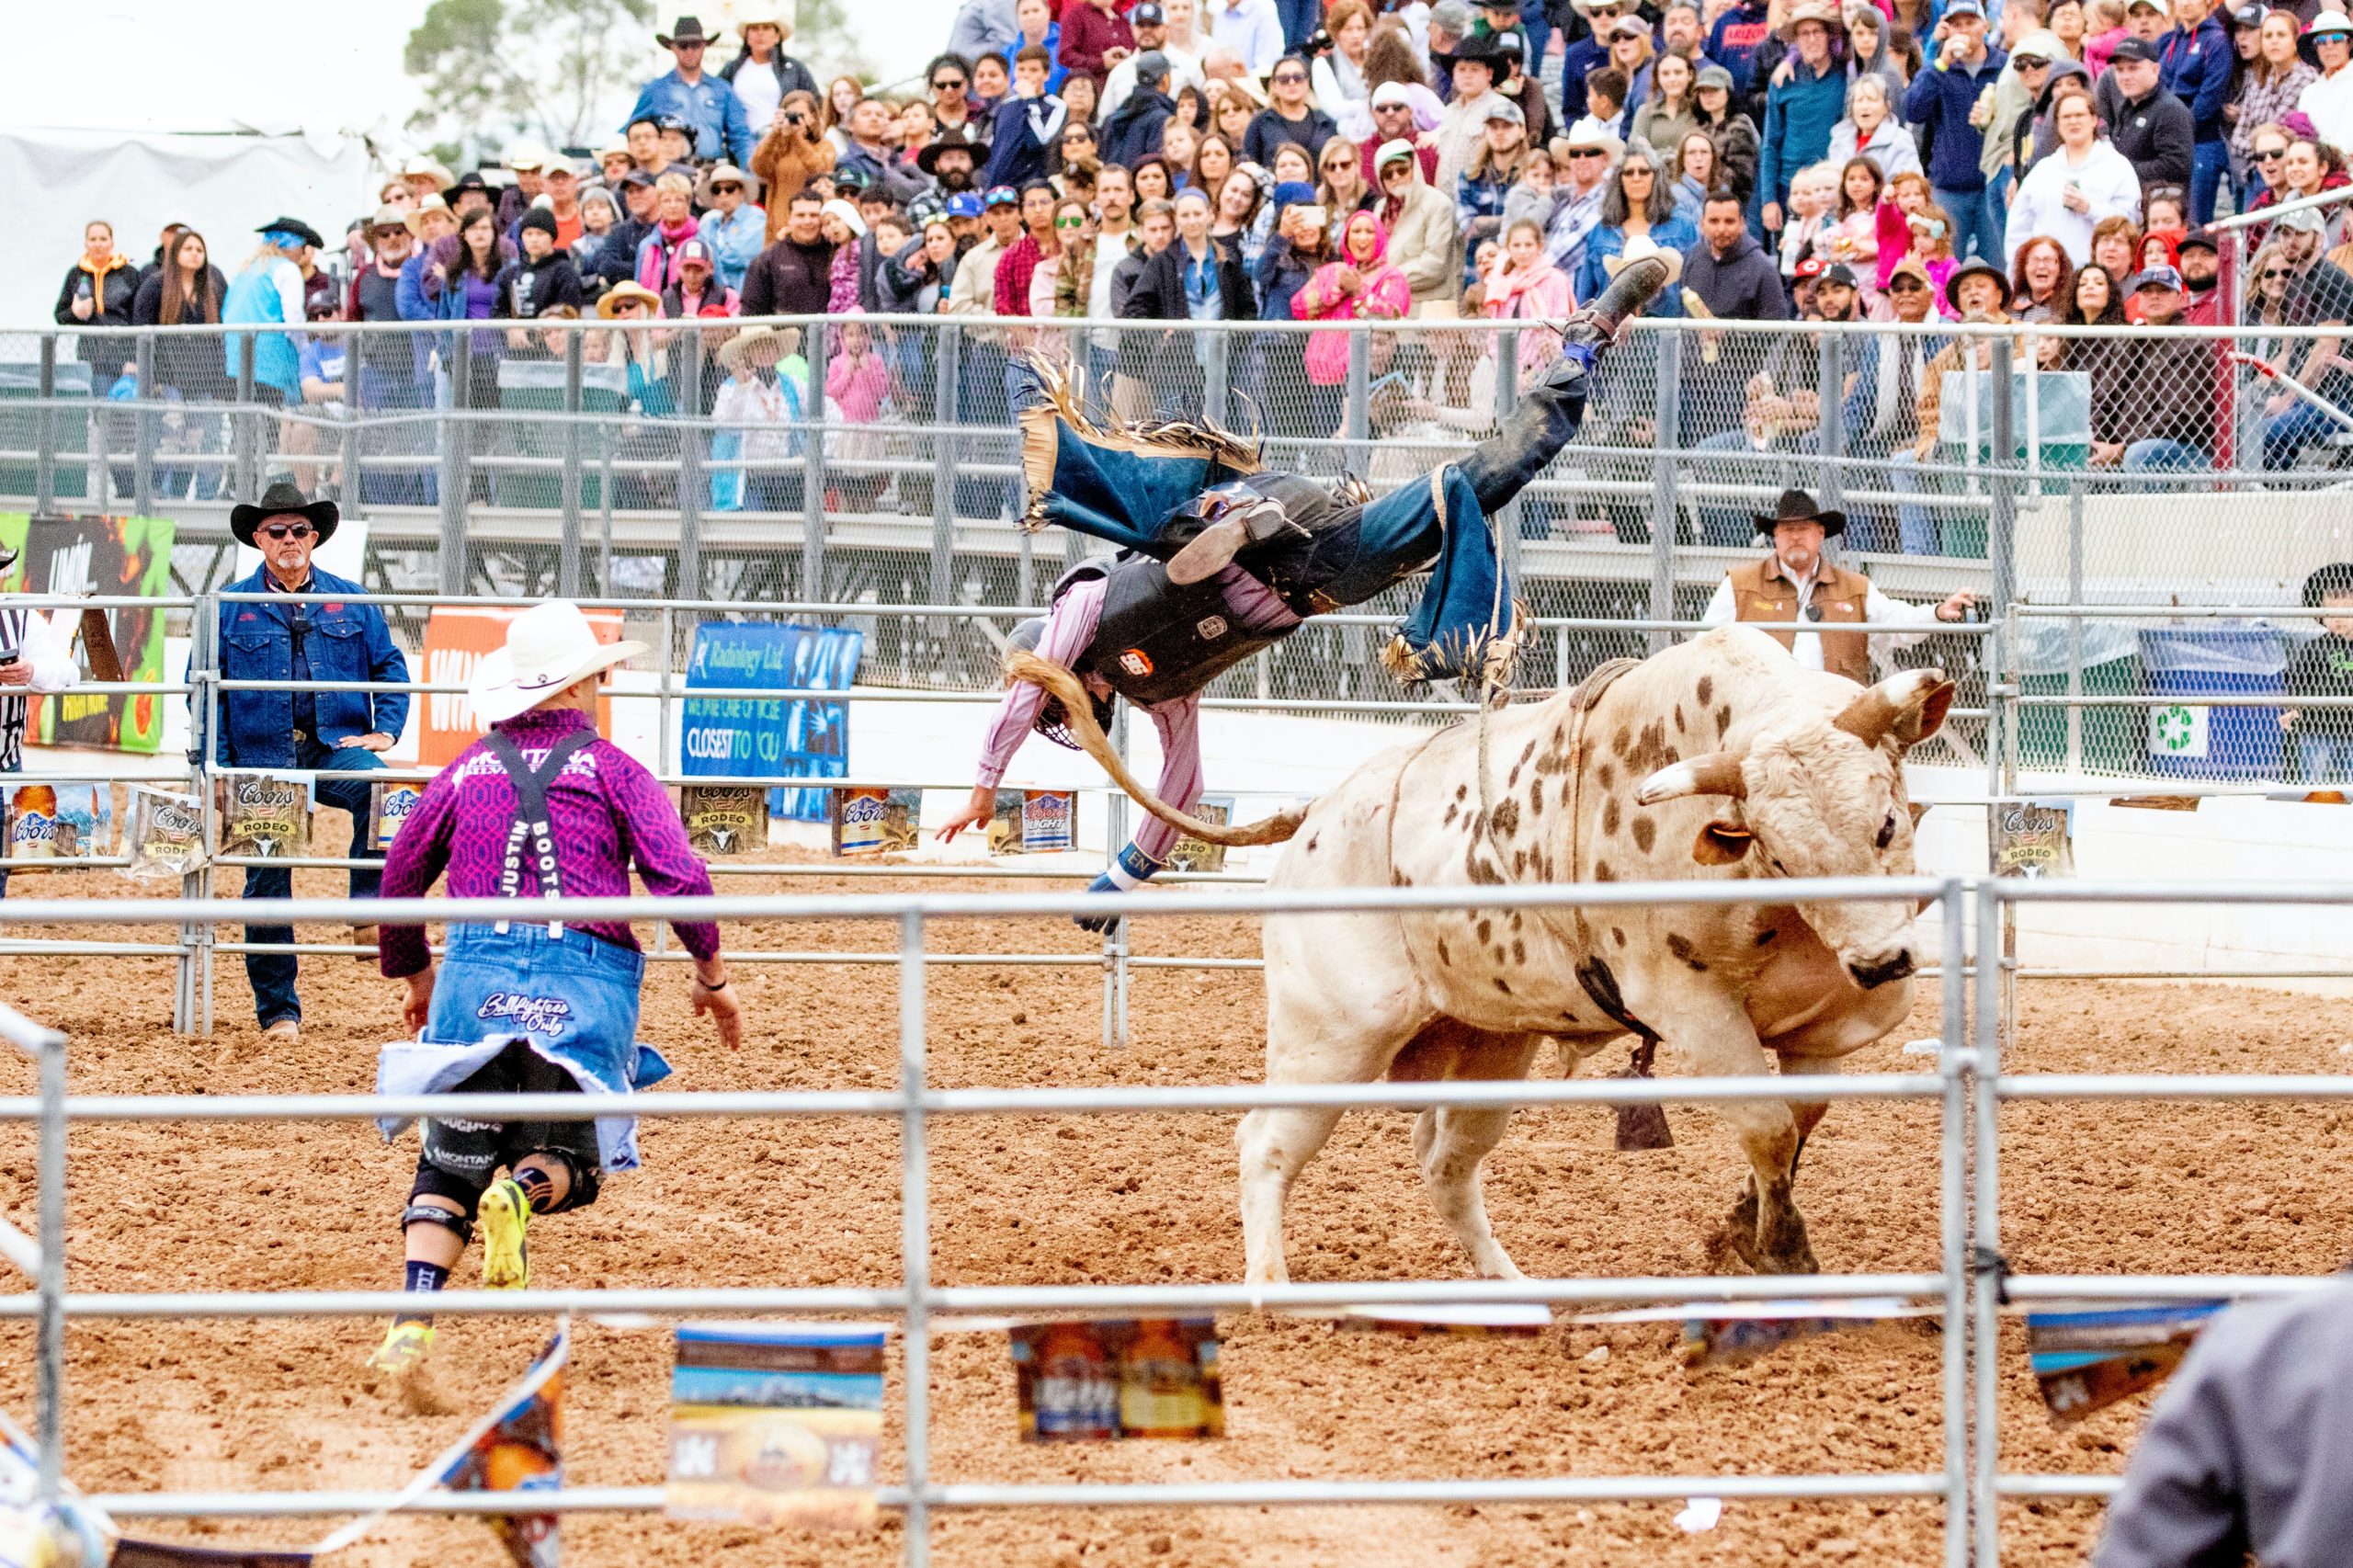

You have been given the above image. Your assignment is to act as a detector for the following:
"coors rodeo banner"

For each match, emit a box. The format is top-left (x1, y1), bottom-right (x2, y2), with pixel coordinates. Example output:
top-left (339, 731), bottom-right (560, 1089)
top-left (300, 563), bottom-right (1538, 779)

top-left (0, 514), bottom-right (174, 754)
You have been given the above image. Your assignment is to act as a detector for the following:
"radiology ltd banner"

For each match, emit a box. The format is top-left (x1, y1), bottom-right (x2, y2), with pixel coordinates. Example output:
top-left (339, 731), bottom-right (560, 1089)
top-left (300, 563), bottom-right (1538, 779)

top-left (0, 513), bottom-right (173, 754)
top-left (680, 623), bottom-right (861, 822)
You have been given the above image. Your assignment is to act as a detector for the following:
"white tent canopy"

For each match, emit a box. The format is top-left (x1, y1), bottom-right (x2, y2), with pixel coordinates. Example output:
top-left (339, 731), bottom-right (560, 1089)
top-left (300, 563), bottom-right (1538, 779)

top-left (0, 126), bottom-right (377, 338)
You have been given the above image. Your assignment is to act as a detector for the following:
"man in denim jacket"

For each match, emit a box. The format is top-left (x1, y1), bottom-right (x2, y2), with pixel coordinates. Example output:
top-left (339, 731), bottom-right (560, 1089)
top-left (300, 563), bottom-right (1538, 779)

top-left (205, 482), bottom-right (410, 1040)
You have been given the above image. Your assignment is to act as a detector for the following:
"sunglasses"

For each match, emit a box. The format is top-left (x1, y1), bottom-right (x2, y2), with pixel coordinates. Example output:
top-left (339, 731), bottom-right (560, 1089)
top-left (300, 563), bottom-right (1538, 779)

top-left (1274, 73), bottom-right (1308, 84)
top-left (2262, 267), bottom-right (2295, 279)
top-left (1891, 278), bottom-right (1927, 290)
top-left (711, 183), bottom-right (743, 194)
top-left (373, 226), bottom-right (408, 239)
top-left (1566, 147), bottom-right (1608, 159)
top-left (1056, 214), bottom-right (1087, 228)
top-left (934, 77), bottom-right (968, 89)
top-left (2257, 148), bottom-right (2289, 161)
top-left (259, 524), bottom-right (315, 541)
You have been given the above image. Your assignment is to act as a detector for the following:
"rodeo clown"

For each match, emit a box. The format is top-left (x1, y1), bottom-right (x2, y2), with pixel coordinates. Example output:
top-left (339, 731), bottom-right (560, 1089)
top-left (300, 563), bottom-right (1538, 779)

top-left (938, 256), bottom-right (1673, 920)
top-left (364, 601), bottom-right (745, 1384)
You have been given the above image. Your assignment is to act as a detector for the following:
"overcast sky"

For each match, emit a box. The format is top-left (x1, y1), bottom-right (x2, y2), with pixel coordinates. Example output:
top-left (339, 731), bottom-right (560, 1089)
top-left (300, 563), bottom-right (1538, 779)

top-left (0, 0), bottom-right (954, 141)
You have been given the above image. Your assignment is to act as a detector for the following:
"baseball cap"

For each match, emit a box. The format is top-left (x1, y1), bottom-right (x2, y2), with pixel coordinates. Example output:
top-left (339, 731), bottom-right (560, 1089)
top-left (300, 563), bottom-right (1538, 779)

top-left (1696, 62), bottom-right (1734, 91)
top-left (1134, 49), bottom-right (1172, 83)
top-left (676, 237), bottom-right (715, 267)
top-left (2231, 2), bottom-right (2264, 25)
top-left (1272, 179), bottom-right (1317, 208)
top-left (1792, 256), bottom-right (1828, 280)
top-left (2130, 264), bottom-right (2185, 292)
top-left (2276, 204), bottom-right (2327, 233)
top-left (1942, 0), bottom-right (1984, 16)
top-left (983, 184), bottom-right (1020, 207)
top-left (1608, 15), bottom-right (1647, 37)
top-left (1131, 0), bottom-right (1165, 21)
top-left (2177, 226), bottom-right (2220, 255)
top-left (1818, 262), bottom-right (1859, 289)
top-left (1372, 81), bottom-right (1415, 108)
top-left (620, 168), bottom-right (657, 189)
top-left (654, 113), bottom-right (693, 134)
top-left (946, 191), bottom-right (985, 218)
top-left (1376, 137), bottom-right (1419, 168)
top-left (2110, 36), bottom-right (2161, 62)
top-left (1483, 98), bottom-right (1526, 126)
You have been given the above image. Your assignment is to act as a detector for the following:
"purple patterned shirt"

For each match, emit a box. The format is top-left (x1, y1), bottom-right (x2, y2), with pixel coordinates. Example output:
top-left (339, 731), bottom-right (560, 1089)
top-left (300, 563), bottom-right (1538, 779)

top-left (378, 707), bottom-right (721, 978)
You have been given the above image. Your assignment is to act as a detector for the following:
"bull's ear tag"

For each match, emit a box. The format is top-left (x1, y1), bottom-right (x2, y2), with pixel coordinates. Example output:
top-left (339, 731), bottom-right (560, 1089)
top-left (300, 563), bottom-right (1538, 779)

top-left (1693, 821), bottom-right (1752, 865)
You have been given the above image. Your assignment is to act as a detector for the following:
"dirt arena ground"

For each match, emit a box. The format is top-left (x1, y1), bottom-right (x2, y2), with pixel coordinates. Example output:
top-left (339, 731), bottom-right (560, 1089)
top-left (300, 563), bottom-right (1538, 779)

top-left (1, 845), bottom-right (2349, 1566)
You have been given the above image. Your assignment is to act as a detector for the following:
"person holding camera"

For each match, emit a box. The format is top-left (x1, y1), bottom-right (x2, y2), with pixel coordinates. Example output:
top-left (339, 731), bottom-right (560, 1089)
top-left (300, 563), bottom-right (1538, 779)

top-left (1700, 489), bottom-right (1976, 683)
top-left (750, 89), bottom-right (838, 242)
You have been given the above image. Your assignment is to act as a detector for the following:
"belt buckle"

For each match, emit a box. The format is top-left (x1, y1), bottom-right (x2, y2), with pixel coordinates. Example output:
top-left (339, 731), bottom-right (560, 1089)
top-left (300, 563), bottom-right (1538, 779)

top-left (1306, 591), bottom-right (1343, 616)
top-left (292, 727), bottom-right (309, 743)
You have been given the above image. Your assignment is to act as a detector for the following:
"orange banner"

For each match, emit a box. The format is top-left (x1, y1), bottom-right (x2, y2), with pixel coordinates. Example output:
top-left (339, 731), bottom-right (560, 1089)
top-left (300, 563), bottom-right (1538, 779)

top-left (418, 606), bottom-right (625, 766)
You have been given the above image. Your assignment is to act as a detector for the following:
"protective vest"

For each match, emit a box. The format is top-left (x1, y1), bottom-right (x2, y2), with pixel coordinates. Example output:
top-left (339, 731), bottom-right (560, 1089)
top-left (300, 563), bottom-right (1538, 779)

top-left (1728, 556), bottom-right (1870, 685)
top-left (477, 728), bottom-right (597, 936)
top-left (1053, 554), bottom-right (1292, 708)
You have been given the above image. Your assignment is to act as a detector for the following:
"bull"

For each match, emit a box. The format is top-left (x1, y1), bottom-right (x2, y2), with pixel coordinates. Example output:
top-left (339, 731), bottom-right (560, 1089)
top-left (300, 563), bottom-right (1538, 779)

top-left (1230, 626), bottom-right (1955, 1283)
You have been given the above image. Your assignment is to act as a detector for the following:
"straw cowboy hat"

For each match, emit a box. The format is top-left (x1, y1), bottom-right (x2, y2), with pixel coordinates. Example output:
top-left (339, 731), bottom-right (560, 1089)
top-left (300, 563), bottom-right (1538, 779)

top-left (399, 154), bottom-right (455, 192)
top-left (718, 324), bottom-right (786, 371)
top-left (695, 162), bottom-right (763, 205)
top-left (1603, 234), bottom-right (1682, 286)
top-left (1780, 0), bottom-right (1842, 37)
top-left (403, 194), bottom-right (452, 236)
top-left (596, 280), bottom-right (665, 317)
top-left (468, 602), bottom-right (648, 725)
top-left (230, 480), bottom-right (339, 549)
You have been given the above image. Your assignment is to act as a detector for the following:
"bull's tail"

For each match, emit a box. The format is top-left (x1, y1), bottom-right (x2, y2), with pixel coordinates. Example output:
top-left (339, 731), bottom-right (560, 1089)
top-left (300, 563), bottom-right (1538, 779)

top-left (1002, 649), bottom-right (1308, 847)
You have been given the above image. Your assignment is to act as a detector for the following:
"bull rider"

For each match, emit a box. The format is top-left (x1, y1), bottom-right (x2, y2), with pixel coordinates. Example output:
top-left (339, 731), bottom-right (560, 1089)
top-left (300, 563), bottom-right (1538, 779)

top-left (364, 601), bottom-right (745, 1387)
top-left (1699, 488), bottom-right (1977, 682)
top-left (938, 256), bottom-right (1676, 923)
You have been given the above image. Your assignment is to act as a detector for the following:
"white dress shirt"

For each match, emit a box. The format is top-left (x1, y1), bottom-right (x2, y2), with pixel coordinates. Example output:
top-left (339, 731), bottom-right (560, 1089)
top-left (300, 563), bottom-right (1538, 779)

top-left (1207, 0), bottom-right (1286, 74)
top-left (1699, 552), bottom-right (1945, 674)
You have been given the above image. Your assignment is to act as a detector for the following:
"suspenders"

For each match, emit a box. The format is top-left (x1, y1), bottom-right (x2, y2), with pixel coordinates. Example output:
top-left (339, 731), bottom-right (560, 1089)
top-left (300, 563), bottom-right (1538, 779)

top-left (477, 730), bottom-right (598, 937)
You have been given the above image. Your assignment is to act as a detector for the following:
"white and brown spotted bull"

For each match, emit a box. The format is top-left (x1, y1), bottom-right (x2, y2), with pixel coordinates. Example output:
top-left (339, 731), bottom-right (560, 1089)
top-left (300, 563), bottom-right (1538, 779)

top-left (1236, 625), bottom-right (1954, 1283)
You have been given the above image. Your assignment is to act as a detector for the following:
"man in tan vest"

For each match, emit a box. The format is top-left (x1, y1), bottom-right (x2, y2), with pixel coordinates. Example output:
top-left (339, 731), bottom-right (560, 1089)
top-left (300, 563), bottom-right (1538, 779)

top-left (1700, 488), bottom-right (1975, 685)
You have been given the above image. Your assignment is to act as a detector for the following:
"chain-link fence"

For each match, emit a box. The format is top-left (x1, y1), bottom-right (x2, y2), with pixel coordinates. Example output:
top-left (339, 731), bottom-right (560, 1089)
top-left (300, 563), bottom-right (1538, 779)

top-left (10, 313), bottom-right (2353, 771)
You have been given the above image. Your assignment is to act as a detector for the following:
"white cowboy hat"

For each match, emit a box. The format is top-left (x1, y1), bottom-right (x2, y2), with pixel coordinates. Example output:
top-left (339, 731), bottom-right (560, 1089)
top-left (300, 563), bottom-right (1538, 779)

top-left (468, 602), bottom-right (647, 725)
top-left (696, 161), bottom-right (765, 206)
top-left (1603, 234), bottom-right (1683, 284)
top-left (732, 0), bottom-right (796, 35)
top-left (399, 154), bottom-right (456, 191)
top-left (717, 324), bottom-right (784, 371)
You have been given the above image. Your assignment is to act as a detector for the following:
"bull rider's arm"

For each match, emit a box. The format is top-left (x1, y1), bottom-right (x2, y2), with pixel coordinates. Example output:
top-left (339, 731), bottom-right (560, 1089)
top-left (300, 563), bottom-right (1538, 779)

top-left (938, 581), bottom-right (1108, 843)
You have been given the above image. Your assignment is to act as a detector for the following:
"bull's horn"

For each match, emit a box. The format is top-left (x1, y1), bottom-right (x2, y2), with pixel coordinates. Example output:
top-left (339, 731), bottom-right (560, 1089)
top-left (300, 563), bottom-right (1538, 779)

top-left (1001, 648), bottom-right (1306, 846)
top-left (1635, 751), bottom-right (1747, 804)
top-left (1834, 668), bottom-right (1957, 750)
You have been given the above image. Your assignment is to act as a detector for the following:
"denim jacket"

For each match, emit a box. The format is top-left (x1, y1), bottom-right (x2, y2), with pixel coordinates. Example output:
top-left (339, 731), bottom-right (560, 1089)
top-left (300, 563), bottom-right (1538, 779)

top-left (201, 565), bottom-right (410, 767)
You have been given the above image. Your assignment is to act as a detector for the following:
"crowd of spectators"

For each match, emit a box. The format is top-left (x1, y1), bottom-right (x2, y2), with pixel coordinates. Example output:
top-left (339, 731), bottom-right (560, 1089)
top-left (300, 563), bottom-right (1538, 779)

top-left (51, 0), bottom-right (2353, 536)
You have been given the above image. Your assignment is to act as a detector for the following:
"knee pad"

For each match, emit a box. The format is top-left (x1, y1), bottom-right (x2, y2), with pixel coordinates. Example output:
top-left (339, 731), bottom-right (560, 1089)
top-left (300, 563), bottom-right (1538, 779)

top-left (515, 1147), bottom-right (600, 1214)
top-left (401, 1199), bottom-right (474, 1247)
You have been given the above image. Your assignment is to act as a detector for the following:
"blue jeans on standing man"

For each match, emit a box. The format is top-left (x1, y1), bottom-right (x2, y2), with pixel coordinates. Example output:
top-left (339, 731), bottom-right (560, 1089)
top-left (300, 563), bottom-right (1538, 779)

top-left (1933, 183), bottom-right (2004, 263)
top-left (244, 736), bottom-right (386, 1029)
top-left (2190, 139), bottom-right (2228, 227)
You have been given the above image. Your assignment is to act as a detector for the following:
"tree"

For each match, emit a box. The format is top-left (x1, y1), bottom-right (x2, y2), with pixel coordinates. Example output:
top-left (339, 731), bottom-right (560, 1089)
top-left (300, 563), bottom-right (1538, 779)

top-left (788, 0), bottom-right (876, 83)
top-left (405, 0), bottom-right (658, 153)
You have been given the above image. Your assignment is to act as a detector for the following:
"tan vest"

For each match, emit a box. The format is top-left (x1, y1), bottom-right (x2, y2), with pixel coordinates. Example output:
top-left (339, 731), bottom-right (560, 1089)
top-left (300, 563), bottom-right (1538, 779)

top-left (1728, 556), bottom-right (1870, 685)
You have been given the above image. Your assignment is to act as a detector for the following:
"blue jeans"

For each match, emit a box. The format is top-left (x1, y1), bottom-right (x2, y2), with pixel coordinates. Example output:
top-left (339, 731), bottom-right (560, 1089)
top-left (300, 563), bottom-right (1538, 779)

top-left (1518, 0), bottom-right (1552, 76)
top-left (1892, 449), bottom-right (1947, 556)
top-left (1934, 184), bottom-right (2003, 264)
top-left (2122, 438), bottom-right (2207, 477)
top-left (1277, 0), bottom-right (1320, 49)
top-left (2190, 139), bottom-right (2228, 227)
top-left (243, 738), bottom-right (386, 1028)
top-left (2263, 401), bottom-right (2338, 471)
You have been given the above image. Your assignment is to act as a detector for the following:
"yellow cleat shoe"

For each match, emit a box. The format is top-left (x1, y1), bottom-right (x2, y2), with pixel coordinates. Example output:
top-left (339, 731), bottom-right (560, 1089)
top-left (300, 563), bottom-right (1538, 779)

top-left (366, 1320), bottom-right (434, 1379)
top-left (478, 1177), bottom-right (531, 1290)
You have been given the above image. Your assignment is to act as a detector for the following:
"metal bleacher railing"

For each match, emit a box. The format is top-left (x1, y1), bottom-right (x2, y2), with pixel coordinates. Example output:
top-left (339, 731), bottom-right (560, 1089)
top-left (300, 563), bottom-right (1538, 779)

top-left (2, 876), bottom-right (2349, 1568)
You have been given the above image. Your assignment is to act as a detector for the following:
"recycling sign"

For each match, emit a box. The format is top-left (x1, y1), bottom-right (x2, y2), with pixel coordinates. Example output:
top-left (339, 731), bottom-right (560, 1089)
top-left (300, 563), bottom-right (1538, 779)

top-left (2148, 704), bottom-right (2209, 758)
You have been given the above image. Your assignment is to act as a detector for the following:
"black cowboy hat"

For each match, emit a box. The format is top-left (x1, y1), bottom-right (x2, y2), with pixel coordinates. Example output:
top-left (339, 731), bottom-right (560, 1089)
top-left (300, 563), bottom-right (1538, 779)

top-left (657, 14), bottom-right (712, 46)
top-left (230, 480), bottom-right (339, 549)
top-left (255, 215), bottom-right (326, 250)
top-left (1432, 28), bottom-right (1524, 74)
top-left (915, 129), bottom-right (982, 176)
top-left (1753, 487), bottom-right (1846, 537)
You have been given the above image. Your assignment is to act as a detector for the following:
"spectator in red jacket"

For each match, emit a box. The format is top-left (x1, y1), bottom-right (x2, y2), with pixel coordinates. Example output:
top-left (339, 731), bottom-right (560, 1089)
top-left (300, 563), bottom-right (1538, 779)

top-left (1060, 0), bottom-right (1138, 89)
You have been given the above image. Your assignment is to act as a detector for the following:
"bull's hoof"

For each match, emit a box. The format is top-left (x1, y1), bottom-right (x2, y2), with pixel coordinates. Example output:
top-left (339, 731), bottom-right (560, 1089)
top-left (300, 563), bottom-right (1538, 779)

top-left (1614, 1102), bottom-right (1675, 1151)
top-left (1758, 1209), bottom-right (1820, 1276)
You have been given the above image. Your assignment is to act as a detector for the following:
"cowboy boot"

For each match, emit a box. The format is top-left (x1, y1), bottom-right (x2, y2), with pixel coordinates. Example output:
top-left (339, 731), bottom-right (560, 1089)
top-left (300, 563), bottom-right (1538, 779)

top-left (1166, 494), bottom-right (1309, 585)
